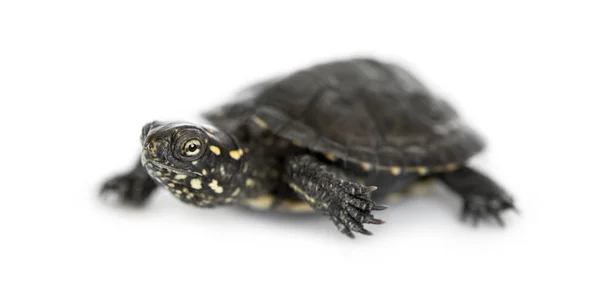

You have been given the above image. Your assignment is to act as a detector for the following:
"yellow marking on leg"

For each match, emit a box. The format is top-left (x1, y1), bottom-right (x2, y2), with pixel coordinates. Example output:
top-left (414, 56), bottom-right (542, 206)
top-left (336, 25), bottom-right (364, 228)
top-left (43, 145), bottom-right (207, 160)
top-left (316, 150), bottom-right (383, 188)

top-left (251, 116), bottom-right (268, 129)
top-left (208, 179), bottom-right (223, 193)
top-left (229, 149), bottom-right (244, 160)
top-left (245, 178), bottom-right (255, 187)
top-left (232, 188), bottom-right (241, 197)
top-left (417, 166), bottom-right (428, 175)
top-left (167, 183), bottom-right (175, 187)
top-left (244, 194), bottom-right (274, 210)
top-left (190, 178), bottom-right (202, 189)
top-left (209, 146), bottom-right (221, 155)
top-left (289, 183), bottom-right (327, 208)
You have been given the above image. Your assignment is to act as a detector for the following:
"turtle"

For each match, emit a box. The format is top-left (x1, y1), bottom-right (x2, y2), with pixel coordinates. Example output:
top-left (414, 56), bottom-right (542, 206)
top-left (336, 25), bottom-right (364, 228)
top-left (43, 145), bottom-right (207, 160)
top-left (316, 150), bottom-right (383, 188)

top-left (101, 58), bottom-right (516, 238)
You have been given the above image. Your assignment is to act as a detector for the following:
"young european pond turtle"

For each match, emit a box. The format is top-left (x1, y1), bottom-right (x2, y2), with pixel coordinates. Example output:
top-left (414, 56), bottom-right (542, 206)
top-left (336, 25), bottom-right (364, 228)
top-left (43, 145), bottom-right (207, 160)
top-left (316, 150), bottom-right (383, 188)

top-left (101, 58), bottom-right (516, 238)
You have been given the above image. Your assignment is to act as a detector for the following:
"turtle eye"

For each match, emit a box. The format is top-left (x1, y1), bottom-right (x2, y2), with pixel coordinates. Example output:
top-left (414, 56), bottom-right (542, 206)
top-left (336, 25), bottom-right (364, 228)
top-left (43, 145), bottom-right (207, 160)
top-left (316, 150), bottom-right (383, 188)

top-left (182, 138), bottom-right (202, 156)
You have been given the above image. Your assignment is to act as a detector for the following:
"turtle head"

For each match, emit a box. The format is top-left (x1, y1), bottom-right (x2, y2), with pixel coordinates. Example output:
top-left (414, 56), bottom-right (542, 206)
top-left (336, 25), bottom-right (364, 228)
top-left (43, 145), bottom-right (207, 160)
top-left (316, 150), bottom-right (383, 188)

top-left (140, 121), bottom-right (245, 207)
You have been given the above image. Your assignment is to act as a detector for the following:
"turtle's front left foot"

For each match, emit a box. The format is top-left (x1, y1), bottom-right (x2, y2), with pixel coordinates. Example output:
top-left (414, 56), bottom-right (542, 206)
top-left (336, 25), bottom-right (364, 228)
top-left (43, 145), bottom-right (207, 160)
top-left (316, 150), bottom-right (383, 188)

top-left (100, 161), bottom-right (157, 206)
top-left (440, 166), bottom-right (517, 226)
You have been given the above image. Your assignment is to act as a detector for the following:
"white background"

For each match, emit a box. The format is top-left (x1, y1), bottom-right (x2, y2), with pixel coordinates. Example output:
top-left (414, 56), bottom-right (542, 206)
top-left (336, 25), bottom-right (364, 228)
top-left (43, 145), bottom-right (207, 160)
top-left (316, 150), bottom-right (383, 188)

top-left (1, 1), bottom-right (599, 280)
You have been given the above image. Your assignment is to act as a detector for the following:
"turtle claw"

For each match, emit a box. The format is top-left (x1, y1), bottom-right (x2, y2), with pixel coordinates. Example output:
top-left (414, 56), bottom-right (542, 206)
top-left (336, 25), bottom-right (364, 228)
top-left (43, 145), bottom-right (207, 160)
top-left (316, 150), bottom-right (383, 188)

top-left (461, 194), bottom-right (516, 227)
top-left (372, 204), bottom-right (388, 211)
top-left (329, 183), bottom-right (386, 238)
top-left (440, 167), bottom-right (517, 228)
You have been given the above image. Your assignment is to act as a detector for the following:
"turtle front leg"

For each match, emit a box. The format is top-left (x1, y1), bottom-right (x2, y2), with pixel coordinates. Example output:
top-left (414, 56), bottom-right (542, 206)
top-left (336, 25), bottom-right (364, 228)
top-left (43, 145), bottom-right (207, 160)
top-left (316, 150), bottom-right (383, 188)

top-left (439, 166), bottom-right (517, 226)
top-left (100, 159), bottom-right (158, 206)
top-left (284, 155), bottom-right (386, 238)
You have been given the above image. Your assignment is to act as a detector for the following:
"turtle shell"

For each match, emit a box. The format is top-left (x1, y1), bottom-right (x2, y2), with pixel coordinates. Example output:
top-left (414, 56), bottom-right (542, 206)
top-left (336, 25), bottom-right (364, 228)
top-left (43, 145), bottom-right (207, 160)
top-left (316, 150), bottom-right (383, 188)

top-left (204, 58), bottom-right (484, 175)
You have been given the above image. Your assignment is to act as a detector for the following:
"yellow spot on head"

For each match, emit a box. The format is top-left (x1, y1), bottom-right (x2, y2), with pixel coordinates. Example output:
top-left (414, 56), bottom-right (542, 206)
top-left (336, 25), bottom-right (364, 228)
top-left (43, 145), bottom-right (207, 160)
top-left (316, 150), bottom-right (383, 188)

top-left (245, 178), bottom-right (255, 186)
top-left (390, 166), bottom-right (401, 176)
top-left (251, 116), bottom-right (268, 129)
top-left (229, 149), bottom-right (244, 160)
top-left (190, 178), bottom-right (202, 189)
top-left (191, 161), bottom-right (198, 165)
top-left (201, 169), bottom-right (208, 175)
top-left (360, 162), bottom-right (372, 171)
top-left (174, 174), bottom-right (187, 180)
top-left (209, 145), bottom-right (221, 155)
top-left (208, 179), bottom-right (223, 193)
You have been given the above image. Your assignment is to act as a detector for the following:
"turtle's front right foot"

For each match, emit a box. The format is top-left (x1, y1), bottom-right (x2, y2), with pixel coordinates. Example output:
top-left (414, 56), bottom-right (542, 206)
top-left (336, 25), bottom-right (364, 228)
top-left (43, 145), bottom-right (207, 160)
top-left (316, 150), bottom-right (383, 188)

top-left (326, 184), bottom-right (387, 238)
top-left (100, 161), bottom-right (157, 206)
top-left (285, 155), bottom-right (387, 238)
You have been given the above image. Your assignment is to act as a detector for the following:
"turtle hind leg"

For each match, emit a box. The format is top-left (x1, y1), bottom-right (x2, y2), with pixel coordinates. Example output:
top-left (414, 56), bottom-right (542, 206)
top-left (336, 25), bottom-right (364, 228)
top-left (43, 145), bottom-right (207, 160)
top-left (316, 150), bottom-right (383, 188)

top-left (439, 166), bottom-right (517, 226)
top-left (100, 159), bottom-right (158, 206)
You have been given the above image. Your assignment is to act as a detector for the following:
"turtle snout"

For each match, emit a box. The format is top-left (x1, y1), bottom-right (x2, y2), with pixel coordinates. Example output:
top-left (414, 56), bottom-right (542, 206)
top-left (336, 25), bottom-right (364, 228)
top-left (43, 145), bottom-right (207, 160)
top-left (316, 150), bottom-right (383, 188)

top-left (141, 124), bottom-right (172, 164)
top-left (141, 121), bottom-right (162, 144)
top-left (142, 137), bottom-right (170, 162)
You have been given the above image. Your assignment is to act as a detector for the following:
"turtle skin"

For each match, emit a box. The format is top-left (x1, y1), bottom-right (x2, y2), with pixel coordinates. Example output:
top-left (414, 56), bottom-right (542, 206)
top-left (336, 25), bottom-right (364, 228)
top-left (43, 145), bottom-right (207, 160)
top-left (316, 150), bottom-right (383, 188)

top-left (102, 58), bottom-right (517, 238)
